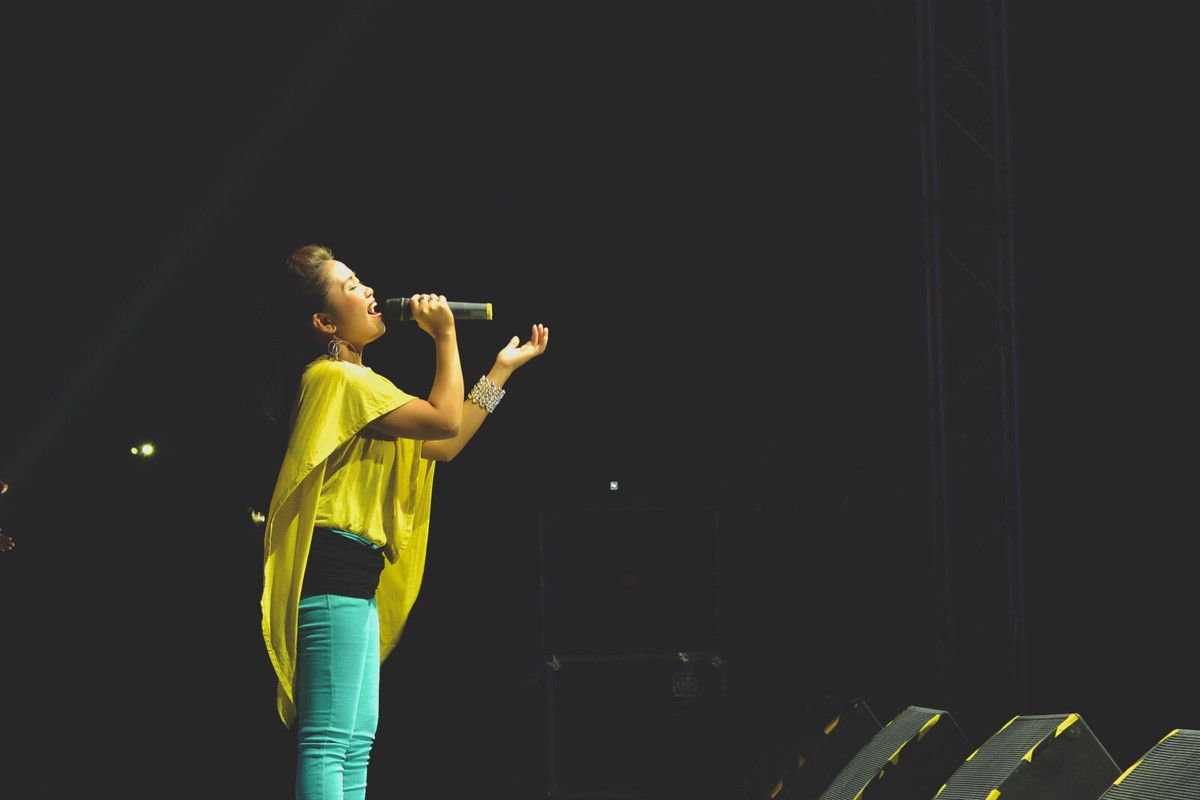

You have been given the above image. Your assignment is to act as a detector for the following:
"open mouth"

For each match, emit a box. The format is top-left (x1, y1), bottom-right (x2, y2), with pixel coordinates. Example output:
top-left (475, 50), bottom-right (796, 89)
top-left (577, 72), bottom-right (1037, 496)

top-left (368, 301), bottom-right (381, 318)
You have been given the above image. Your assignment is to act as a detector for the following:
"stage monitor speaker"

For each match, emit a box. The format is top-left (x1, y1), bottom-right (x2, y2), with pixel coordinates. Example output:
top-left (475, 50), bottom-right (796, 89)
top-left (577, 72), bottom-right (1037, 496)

top-left (817, 705), bottom-right (973, 800)
top-left (739, 696), bottom-right (883, 800)
top-left (932, 713), bottom-right (1119, 800)
top-left (1099, 728), bottom-right (1199, 800)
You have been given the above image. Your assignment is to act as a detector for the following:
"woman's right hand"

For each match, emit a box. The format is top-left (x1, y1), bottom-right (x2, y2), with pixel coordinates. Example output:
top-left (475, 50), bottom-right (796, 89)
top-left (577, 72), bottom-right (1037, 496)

top-left (408, 294), bottom-right (457, 338)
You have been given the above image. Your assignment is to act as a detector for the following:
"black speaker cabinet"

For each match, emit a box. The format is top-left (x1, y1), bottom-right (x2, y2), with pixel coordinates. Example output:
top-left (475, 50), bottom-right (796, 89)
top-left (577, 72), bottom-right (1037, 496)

top-left (544, 652), bottom-right (730, 800)
top-left (933, 713), bottom-right (1119, 800)
top-left (740, 696), bottom-right (884, 800)
top-left (818, 706), bottom-right (973, 800)
top-left (1099, 728), bottom-right (1199, 799)
top-left (539, 507), bottom-right (720, 654)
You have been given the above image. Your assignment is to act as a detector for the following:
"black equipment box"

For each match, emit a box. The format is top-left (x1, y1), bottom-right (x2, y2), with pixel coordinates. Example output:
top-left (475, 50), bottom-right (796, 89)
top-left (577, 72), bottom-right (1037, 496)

top-left (544, 652), bottom-right (731, 800)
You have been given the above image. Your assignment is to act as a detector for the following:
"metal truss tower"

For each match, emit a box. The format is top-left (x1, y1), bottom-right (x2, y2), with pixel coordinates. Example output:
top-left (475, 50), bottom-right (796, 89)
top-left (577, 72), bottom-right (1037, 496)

top-left (916, 0), bottom-right (1026, 730)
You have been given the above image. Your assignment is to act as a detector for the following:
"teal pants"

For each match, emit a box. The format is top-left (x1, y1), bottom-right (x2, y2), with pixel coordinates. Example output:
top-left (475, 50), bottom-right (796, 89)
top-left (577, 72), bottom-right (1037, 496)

top-left (295, 593), bottom-right (380, 800)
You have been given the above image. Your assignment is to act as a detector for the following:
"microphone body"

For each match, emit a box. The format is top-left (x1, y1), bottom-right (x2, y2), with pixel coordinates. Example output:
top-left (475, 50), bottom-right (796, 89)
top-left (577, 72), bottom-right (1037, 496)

top-left (383, 297), bottom-right (493, 321)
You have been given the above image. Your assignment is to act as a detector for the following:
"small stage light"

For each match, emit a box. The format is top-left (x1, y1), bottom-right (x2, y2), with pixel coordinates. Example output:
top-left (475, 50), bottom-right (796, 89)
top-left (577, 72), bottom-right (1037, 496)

top-left (609, 480), bottom-right (619, 491)
top-left (132, 442), bottom-right (157, 457)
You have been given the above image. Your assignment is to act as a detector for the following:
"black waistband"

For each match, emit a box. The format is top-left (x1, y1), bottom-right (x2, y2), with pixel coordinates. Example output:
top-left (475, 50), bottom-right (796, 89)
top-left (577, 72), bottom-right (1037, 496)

top-left (301, 527), bottom-right (385, 599)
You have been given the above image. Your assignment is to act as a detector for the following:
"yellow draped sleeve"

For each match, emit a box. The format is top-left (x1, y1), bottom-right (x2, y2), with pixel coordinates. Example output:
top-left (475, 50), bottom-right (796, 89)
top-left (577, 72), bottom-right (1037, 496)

top-left (260, 357), bottom-right (436, 728)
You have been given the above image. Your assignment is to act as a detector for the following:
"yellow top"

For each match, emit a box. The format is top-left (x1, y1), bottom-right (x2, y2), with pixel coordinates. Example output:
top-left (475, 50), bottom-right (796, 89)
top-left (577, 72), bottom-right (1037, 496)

top-left (260, 356), bottom-right (437, 728)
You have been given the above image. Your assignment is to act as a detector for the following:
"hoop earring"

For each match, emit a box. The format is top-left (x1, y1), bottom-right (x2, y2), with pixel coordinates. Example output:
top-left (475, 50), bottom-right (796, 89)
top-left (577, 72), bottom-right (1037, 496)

top-left (327, 337), bottom-right (342, 360)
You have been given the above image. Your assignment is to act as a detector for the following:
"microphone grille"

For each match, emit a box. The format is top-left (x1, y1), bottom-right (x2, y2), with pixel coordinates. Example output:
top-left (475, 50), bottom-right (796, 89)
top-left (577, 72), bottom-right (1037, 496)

top-left (384, 297), bottom-right (411, 320)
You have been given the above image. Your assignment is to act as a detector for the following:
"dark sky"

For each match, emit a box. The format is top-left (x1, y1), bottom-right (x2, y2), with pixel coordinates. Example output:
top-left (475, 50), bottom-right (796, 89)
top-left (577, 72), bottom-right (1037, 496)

top-left (1, 3), bottom-right (1194, 797)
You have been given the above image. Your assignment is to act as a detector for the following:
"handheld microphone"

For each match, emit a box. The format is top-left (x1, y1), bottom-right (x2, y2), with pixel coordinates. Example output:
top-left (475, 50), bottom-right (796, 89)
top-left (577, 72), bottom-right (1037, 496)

top-left (383, 297), bottom-right (493, 321)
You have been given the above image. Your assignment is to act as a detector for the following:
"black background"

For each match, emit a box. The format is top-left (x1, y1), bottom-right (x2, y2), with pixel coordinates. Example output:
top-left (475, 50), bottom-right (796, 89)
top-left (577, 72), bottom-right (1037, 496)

top-left (0, 3), bottom-right (1194, 797)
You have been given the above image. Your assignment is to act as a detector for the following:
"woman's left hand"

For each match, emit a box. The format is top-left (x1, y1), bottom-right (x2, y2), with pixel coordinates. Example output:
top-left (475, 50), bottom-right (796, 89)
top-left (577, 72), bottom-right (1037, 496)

top-left (496, 323), bottom-right (549, 371)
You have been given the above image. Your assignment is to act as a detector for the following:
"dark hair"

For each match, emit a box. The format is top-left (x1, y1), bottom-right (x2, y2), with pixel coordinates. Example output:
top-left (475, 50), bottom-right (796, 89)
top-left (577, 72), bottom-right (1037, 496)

top-left (237, 244), bottom-right (340, 519)
top-left (285, 243), bottom-right (337, 325)
top-left (256, 243), bottom-right (338, 428)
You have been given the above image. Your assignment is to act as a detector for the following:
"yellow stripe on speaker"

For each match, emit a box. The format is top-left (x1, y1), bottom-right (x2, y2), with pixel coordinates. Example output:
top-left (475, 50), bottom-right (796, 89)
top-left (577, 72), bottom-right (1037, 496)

top-left (986, 790), bottom-right (1001, 800)
top-left (1113, 757), bottom-right (1144, 785)
top-left (1157, 728), bottom-right (1180, 744)
top-left (918, 714), bottom-right (941, 740)
top-left (825, 715), bottom-right (841, 735)
top-left (1054, 714), bottom-right (1080, 737)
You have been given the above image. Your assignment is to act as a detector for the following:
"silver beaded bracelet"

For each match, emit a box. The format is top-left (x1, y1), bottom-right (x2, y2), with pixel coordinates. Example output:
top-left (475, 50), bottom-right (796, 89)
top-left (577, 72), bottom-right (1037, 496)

top-left (467, 374), bottom-right (505, 413)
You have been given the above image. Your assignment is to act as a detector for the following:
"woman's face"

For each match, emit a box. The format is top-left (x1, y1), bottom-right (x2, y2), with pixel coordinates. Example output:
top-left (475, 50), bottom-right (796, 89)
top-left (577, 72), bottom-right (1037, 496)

top-left (313, 259), bottom-right (385, 348)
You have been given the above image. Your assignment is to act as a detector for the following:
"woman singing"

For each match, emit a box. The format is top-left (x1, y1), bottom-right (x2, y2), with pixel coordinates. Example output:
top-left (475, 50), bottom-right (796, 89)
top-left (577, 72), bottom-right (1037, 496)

top-left (259, 243), bottom-right (549, 799)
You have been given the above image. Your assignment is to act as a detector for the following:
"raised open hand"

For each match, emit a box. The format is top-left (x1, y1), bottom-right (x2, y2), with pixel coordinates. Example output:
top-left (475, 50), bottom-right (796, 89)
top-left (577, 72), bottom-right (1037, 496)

top-left (495, 323), bottom-right (549, 372)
